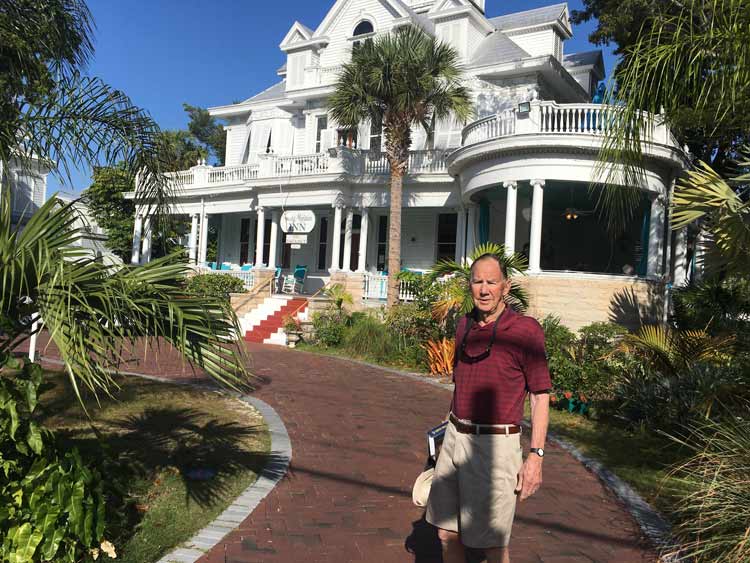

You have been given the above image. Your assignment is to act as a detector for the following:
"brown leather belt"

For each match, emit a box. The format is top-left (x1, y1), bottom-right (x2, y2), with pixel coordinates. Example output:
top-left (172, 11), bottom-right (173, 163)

top-left (449, 413), bottom-right (521, 435)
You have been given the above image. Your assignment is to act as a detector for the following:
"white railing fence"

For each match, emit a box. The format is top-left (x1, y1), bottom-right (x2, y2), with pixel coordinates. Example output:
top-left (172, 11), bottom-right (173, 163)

top-left (362, 274), bottom-right (416, 302)
top-left (462, 109), bottom-right (516, 145)
top-left (208, 164), bottom-right (259, 184)
top-left (272, 153), bottom-right (330, 176)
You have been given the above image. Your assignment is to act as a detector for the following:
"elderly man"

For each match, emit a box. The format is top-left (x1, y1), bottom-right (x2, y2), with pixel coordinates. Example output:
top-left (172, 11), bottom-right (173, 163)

top-left (426, 253), bottom-right (551, 563)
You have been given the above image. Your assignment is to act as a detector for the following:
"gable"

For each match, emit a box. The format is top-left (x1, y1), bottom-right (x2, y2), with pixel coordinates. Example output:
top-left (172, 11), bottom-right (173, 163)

top-left (279, 21), bottom-right (314, 50)
top-left (315, 0), bottom-right (412, 37)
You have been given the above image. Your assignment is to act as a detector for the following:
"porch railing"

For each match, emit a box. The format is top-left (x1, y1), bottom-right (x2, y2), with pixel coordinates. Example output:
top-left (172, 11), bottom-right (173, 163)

top-left (362, 274), bottom-right (416, 302)
top-left (460, 101), bottom-right (675, 147)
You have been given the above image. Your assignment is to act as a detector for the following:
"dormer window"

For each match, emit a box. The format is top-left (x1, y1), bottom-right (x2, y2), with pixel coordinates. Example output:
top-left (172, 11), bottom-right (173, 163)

top-left (353, 21), bottom-right (374, 36)
top-left (351, 20), bottom-right (375, 52)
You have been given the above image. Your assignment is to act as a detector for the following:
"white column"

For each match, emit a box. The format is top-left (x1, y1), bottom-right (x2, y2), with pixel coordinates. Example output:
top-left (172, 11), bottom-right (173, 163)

top-left (454, 207), bottom-right (466, 264)
top-left (465, 204), bottom-right (477, 258)
top-left (255, 207), bottom-right (266, 267)
top-left (342, 207), bottom-right (354, 272)
top-left (647, 195), bottom-right (665, 278)
top-left (131, 214), bottom-right (143, 265)
top-left (28, 316), bottom-right (39, 363)
top-left (140, 216), bottom-right (153, 264)
top-left (268, 210), bottom-right (280, 269)
top-left (188, 213), bottom-right (199, 263)
top-left (199, 213), bottom-right (210, 264)
top-left (329, 204), bottom-right (343, 272)
top-left (673, 228), bottom-right (688, 286)
top-left (357, 208), bottom-right (369, 272)
top-left (503, 181), bottom-right (518, 257)
top-left (529, 179), bottom-right (545, 273)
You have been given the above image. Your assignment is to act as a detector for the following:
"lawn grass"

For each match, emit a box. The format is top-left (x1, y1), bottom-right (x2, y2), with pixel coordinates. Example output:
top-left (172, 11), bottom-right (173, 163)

top-left (540, 406), bottom-right (691, 518)
top-left (37, 372), bottom-right (271, 563)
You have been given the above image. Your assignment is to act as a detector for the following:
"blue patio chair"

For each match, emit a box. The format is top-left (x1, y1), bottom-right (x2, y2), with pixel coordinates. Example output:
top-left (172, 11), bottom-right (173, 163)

top-left (207, 261), bottom-right (217, 270)
top-left (281, 265), bottom-right (308, 294)
top-left (220, 263), bottom-right (232, 271)
top-left (240, 264), bottom-right (253, 272)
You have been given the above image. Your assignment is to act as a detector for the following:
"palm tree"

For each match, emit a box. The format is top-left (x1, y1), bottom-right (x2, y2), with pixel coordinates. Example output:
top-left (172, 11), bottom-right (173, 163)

top-left (0, 0), bottom-right (249, 396)
top-left (328, 25), bottom-right (472, 306)
top-left (429, 242), bottom-right (529, 321)
top-left (595, 0), bottom-right (750, 236)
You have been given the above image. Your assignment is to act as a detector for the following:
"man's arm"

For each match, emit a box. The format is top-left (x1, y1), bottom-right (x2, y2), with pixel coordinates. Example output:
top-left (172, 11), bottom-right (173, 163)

top-left (515, 391), bottom-right (550, 501)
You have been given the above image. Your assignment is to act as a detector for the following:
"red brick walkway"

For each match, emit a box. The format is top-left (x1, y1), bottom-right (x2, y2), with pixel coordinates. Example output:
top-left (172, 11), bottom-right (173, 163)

top-left (29, 337), bottom-right (655, 562)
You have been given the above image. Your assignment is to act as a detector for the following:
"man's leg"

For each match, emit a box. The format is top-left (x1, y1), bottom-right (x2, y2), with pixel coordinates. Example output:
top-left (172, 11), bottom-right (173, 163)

top-left (436, 528), bottom-right (465, 563)
top-left (485, 546), bottom-right (510, 563)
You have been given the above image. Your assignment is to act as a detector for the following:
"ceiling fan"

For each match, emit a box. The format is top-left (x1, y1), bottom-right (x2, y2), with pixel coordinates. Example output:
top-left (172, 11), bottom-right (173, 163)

top-left (562, 207), bottom-right (594, 220)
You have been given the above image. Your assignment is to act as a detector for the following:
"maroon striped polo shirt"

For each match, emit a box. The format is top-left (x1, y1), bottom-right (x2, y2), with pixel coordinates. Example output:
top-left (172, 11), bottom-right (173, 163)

top-left (451, 307), bottom-right (551, 425)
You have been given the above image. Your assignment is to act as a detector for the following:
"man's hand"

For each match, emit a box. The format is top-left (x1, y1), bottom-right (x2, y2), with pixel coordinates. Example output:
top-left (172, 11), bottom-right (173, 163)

top-left (515, 455), bottom-right (543, 501)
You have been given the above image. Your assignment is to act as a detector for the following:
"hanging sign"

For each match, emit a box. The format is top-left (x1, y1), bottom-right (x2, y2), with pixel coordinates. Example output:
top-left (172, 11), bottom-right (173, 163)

top-left (280, 210), bottom-right (316, 234)
top-left (290, 244), bottom-right (302, 250)
top-left (286, 234), bottom-right (308, 244)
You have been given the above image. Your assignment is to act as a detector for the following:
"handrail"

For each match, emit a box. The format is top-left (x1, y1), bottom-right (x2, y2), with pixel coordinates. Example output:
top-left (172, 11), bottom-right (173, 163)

top-left (230, 272), bottom-right (276, 313)
top-left (288, 279), bottom-right (336, 319)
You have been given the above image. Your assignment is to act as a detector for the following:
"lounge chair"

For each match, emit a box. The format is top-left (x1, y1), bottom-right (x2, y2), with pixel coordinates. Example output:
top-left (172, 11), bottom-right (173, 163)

top-left (281, 265), bottom-right (307, 294)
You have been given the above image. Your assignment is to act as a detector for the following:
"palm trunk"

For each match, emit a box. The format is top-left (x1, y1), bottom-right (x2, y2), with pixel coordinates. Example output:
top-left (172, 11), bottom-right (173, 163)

top-left (387, 165), bottom-right (403, 306)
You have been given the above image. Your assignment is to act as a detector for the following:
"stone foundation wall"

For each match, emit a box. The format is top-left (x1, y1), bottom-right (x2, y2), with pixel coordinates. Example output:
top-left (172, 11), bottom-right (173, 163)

top-left (517, 274), bottom-right (665, 332)
top-left (230, 269), bottom-right (276, 316)
top-left (330, 271), bottom-right (366, 311)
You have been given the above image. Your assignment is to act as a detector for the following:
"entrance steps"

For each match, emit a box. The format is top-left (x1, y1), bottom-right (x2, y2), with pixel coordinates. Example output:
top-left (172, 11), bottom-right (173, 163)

top-left (241, 295), bottom-right (308, 346)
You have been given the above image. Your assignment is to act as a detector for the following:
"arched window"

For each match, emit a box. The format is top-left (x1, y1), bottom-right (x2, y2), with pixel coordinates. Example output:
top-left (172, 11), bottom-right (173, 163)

top-left (353, 20), bottom-right (374, 37)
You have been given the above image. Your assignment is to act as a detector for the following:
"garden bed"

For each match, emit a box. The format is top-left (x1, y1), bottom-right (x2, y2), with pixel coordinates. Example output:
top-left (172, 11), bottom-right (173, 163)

top-left (36, 372), bottom-right (271, 563)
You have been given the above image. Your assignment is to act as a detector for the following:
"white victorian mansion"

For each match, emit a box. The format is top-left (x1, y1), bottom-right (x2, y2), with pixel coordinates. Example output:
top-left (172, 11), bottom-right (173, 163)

top-left (127, 0), bottom-right (687, 330)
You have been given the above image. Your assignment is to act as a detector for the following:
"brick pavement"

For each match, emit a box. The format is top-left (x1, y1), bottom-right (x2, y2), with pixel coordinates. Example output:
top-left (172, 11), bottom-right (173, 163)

top-left (27, 336), bottom-right (656, 562)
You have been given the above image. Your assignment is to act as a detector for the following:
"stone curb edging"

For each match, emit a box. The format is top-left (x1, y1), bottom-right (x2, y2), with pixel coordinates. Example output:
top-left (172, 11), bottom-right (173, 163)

top-left (155, 393), bottom-right (292, 563)
top-left (290, 348), bottom-right (678, 559)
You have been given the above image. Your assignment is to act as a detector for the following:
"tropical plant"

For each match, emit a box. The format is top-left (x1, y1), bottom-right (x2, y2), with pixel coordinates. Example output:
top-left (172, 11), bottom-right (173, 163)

top-left (595, 0), bottom-right (750, 232)
top-left (311, 310), bottom-right (347, 348)
top-left (671, 151), bottom-right (750, 278)
top-left (0, 358), bottom-right (116, 562)
top-left (423, 338), bottom-right (455, 377)
top-left (323, 283), bottom-right (353, 312)
top-left (329, 25), bottom-right (472, 305)
top-left (429, 242), bottom-right (529, 321)
top-left (664, 411), bottom-right (750, 562)
top-left (617, 324), bottom-right (735, 378)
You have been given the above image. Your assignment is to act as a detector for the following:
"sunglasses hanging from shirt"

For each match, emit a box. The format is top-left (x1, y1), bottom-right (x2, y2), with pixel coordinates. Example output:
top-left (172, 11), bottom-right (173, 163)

top-left (458, 307), bottom-right (505, 364)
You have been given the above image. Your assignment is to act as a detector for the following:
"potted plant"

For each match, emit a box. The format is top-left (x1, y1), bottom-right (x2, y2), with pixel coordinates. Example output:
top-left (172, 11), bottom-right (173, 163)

top-left (282, 315), bottom-right (303, 348)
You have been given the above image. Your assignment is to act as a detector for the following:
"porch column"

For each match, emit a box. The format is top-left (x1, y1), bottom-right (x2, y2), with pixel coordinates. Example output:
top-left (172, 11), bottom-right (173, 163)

top-left (188, 213), bottom-right (199, 263)
top-left (342, 207), bottom-right (354, 272)
top-left (131, 214), bottom-right (143, 265)
top-left (357, 208), bottom-right (369, 272)
top-left (255, 206), bottom-right (266, 267)
top-left (454, 207), bottom-right (466, 264)
top-left (465, 204), bottom-right (477, 258)
top-left (268, 209), bottom-right (280, 269)
top-left (647, 194), bottom-right (665, 277)
top-left (529, 179), bottom-right (545, 273)
top-left (198, 213), bottom-right (210, 264)
top-left (673, 228), bottom-right (688, 286)
top-left (503, 181), bottom-right (518, 257)
top-left (141, 216), bottom-right (153, 264)
top-left (329, 204), bottom-right (343, 272)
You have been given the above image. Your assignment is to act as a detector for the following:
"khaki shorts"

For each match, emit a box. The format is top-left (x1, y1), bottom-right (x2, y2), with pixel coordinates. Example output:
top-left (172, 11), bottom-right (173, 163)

top-left (425, 420), bottom-right (523, 549)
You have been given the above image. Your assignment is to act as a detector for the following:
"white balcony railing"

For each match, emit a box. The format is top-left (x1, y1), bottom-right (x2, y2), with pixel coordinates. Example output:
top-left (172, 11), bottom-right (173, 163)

top-left (460, 101), bottom-right (675, 147)
top-left (164, 148), bottom-right (449, 190)
top-left (362, 274), bottom-right (416, 302)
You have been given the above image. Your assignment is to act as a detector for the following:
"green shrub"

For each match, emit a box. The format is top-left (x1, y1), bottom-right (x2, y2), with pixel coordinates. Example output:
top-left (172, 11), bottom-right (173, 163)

top-left (186, 273), bottom-right (245, 299)
top-left (343, 314), bottom-right (396, 362)
top-left (311, 309), bottom-right (348, 347)
top-left (604, 362), bottom-right (750, 431)
top-left (667, 411), bottom-right (750, 562)
top-left (540, 316), bottom-right (579, 391)
top-left (384, 303), bottom-right (435, 349)
top-left (0, 358), bottom-right (115, 562)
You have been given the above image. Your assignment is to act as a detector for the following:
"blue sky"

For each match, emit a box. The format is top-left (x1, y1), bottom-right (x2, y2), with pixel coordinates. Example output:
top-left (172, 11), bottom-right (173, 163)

top-left (50, 0), bottom-right (617, 195)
